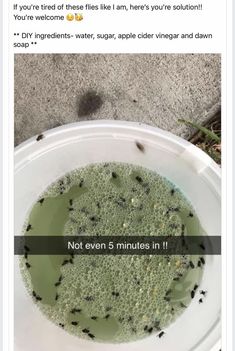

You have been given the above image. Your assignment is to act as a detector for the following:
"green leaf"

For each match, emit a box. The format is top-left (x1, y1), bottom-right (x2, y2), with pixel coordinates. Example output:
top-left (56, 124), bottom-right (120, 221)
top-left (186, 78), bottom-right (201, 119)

top-left (178, 119), bottom-right (221, 143)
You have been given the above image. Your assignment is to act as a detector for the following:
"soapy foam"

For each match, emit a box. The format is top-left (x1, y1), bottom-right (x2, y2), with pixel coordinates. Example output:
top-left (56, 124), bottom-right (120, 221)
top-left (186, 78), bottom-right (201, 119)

top-left (20, 162), bottom-right (204, 342)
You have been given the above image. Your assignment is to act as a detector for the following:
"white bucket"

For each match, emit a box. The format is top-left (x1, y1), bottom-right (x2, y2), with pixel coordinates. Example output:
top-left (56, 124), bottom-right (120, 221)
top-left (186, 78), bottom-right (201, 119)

top-left (14, 121), bottom-right (221, 351)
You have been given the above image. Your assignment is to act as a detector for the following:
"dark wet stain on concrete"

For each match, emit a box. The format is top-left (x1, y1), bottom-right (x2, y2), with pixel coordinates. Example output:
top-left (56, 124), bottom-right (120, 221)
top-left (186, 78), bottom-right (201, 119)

top-left (77, 91), bottom-right (103, 117)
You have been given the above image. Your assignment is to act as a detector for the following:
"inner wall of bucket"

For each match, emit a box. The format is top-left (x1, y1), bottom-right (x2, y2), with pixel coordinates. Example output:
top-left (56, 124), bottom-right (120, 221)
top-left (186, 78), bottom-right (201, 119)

top-left (15, 131), bottom-right (220, 235)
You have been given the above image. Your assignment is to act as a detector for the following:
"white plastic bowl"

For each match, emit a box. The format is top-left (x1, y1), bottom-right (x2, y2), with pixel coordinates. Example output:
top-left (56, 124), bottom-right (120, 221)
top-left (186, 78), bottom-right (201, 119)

top-left (14, 121), bottom-right (221, 351)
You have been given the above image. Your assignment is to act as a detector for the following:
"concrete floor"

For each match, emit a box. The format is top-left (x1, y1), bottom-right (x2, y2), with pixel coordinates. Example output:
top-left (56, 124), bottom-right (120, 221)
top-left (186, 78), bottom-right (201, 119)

top-left (14, 54), bottom-right (221, 145)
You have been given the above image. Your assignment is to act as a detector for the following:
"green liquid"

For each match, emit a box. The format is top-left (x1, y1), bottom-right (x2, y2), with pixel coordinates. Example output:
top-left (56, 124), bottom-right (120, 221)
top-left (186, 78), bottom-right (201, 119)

top-left (20, 162), bottom-right (204, 342)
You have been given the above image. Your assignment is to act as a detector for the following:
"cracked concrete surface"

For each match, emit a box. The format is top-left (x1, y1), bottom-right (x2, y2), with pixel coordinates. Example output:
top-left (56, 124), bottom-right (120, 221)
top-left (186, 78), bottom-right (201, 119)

top-left (14, 54), bottom-right (221, 145)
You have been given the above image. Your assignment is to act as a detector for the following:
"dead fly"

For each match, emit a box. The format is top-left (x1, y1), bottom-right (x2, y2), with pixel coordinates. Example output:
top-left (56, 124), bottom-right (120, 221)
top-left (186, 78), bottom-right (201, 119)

top-left (88, 333), bottom-right (95, 339)
top-left (199, 298), bottom-right (203, 304)
top-left (199, 243), bottom-right (206, 251)
top-left (197, 260), bottom-right (202, 268)
top-left (69, 258), bottom-right (74, 264)
top-left (193, 284), bottom-right (199, 291)
top-left (188, 212), bottom-right (194, 217)
top-left (158, 331), bottom-right (165, 338)
top-left (71, 321), bottom-right (78, 326)
top-left (82, 328), bottom-right (90, 334)
top-left (119, 196), bottom-right (126, 203)
top-left (111, 172), bottom-right (118, 179)
top-left (84, 296), bottom-right (94, 302)
top-left (144, 325), bottom-right (148, 331)
top-left (200, 257), bottom-right (205, 265)
top-left (59, 180), bottom-right (65, 194)
top-left (200, 290), bottom-right (207, 296)
top-left (166, 207), bottom-right (180, 216)
top-left (71, 308), bottom-right (82, 314)
top-left (135, 141), bottom-right (145, 153)
top-left (24, 245), bottom-right (30, 252)
top-left (89, 216), bottom-right (99, 223)
top-left (55, 294), bottom-right (59, 301)
top-left (91, 316), bottom-right (97, 320)
top-left (173, 272), bottom-right (183, 281)
top-left (189, 261), bottom-right (195, 269)
top-left (191, 290), bottom-right (195, 299)
top-left (26, 224), bottom-right (32, 232)
top-left (164, 296), bottom-right (170, 302)
top-left (104, 314), bottom-right (110, 320)
top-left (32, 290), bottom-right (42, 301)
top-left (58, 275), bottom-right (63, 282)
top-left (170, 189), bottom-right (175, 196)
top-left (165, 289), bottom-right (172, 296)
top-left (181, 237), bottom-right (186, 248)
top-left (173, 206), bottom-right (180, 212)
top-left (25, 262), bottom-right (31, 268)
top-left (112, 291), bottom-right (119, 297)
top-left (55, 281), bottom-right (61, 287)
top-left (36, 134), bottom-right (44, 141)
top-left (181, 224), bottom-right (185, 236)
top-left (69, 199), bottom-right (73, 206)
top-left (59, 323), bottom-right (64, 328)
top-left (68, 207), bottom-right (74, 212)
top-left (135, 176), bottom-right (143, 183)
top-left (35, 294), bottom-right (42, 301)
top-left (38, 198), bottom-right (45, 205)
top-left (62, 259), bottom-right (69, 266)
top-left (24, 252), bottom-right (28, 259)
top-left (180, 302), bottom-right (187, 308)
top-left (148, 327), bottom-right (153, 333)
top-left (173, 277), bottom-right (180, 281)
top-left (79, 180), bottom-right (84, 187)
top-left (127, 316), bottom-right (133, 322)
